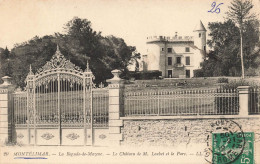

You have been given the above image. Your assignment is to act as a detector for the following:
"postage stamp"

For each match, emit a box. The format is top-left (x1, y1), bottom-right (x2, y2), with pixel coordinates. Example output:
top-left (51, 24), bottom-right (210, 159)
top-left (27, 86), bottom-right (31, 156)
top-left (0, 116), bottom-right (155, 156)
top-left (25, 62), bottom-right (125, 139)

top-left (204, 119), bottom-right (246, 164)
top-left (233, 132), bottom-right (254, 164)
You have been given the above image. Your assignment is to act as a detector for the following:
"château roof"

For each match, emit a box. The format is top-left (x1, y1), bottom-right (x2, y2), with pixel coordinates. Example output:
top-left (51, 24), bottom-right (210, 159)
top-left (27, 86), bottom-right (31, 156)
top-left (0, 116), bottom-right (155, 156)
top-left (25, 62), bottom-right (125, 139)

top-left (193, 20), bottom-right (206, 32)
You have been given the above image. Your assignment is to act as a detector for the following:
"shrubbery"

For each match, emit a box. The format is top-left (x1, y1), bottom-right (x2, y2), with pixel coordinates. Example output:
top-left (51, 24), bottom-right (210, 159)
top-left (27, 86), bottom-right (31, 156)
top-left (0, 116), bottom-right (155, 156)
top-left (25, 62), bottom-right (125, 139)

top-left (126, 71), bottom-right (162, 80)
top-left (219, 79), bottom-right (254, 89)
top-left (245, 67), bottom-right (258, 76)
top-left (217, 78), bottom-right (228, 83)
top-left (193, 69), bottom-right (204, 77)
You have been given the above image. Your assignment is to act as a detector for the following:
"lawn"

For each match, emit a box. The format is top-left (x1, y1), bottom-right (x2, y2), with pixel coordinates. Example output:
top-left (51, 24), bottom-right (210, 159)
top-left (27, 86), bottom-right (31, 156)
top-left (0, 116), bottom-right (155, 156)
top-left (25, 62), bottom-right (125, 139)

top-left (124, 76), bottom-right (260, 92)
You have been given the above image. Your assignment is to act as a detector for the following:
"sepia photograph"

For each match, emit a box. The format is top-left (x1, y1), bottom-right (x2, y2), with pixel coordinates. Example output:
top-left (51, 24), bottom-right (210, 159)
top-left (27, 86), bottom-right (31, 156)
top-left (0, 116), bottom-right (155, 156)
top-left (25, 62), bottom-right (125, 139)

top-left (0, 0), bottom-right (260, 163)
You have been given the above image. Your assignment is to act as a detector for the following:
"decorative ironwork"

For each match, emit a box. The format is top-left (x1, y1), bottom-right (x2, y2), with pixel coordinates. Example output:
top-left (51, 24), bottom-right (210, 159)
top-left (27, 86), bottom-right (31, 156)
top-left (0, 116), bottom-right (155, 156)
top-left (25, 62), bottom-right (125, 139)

top-left (66, 133), bottom-right (80, 140)
top-left (99, 134), bottom-right (107, 140)
top-left (13, 44), bottom-right (109, 145)
top-left (17, 133), bottom-right (24, 139)
top-left (36, 113), bottom-right (59, 124)
top-left (41, 133), bottom-right (54, 140)
top-left (85, 60), bottom-right (90, 72)
top-left (28, 65), bottom-right (34, 76)
top-left (35, 74), bottom-right (58, 87)
top-left (60, 73), bottom-right (83, 85)
top-left (36, 46), bottom-right (83, 75)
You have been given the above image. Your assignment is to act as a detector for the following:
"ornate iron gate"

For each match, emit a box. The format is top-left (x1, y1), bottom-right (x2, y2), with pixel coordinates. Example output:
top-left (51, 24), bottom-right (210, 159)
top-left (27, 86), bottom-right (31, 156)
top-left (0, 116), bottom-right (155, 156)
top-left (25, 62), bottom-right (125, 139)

top-left (25, 46), bottom-right (95, 145)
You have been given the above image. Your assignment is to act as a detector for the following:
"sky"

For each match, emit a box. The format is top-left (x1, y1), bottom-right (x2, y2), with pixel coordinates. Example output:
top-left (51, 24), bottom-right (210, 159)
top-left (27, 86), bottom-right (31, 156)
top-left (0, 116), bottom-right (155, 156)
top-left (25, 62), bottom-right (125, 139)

top-left (0, 0), bottom-right (259, 55)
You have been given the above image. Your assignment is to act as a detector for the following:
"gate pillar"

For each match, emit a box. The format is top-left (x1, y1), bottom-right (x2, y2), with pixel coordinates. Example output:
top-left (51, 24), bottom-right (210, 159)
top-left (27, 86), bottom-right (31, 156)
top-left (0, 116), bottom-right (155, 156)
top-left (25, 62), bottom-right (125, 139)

top-left (107, 70), bottom-right (124, 146)
top-left (237, 86), bottom-right (250, 116)
top-left (0, 76), bottom-right (14, 145)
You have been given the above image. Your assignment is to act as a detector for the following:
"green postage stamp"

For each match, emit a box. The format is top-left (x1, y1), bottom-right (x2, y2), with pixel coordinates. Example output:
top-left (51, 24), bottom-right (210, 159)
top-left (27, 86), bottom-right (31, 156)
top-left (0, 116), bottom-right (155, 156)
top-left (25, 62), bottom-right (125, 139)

top-left (212, 132), bottom-right (254, 164)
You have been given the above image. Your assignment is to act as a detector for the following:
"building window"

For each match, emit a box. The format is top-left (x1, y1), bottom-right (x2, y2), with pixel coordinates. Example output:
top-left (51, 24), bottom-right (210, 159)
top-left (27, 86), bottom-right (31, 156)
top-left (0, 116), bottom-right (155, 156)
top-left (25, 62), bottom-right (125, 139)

top-left (168, 70), bottom-right (172, 78)
top-left (199, 33), bottom-right (201, 38)
top-left (204, 46), bottom-right (206, 51)
top-left (161, 48), bottom-right (164, 52)
top-left (185, 47), bottom-right (190, 52)
top-left (185, 56), bottom-right (190, 65)
top-left (176, 57), bottom-right (181, 64)
top-left (186, 70), bottom-right (190, 78)
top-left (168, 57), bottom-right (172, 65)
top-left (167, 48), bottom-right (172, 53)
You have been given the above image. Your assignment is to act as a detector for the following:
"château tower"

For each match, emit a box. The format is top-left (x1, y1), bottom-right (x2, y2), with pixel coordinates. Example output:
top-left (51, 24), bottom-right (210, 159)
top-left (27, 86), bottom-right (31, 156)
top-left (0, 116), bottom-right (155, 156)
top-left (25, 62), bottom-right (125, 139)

top-left (144, 21), bottom-right (207, 78)
top-left (193, 20), bottom-right (207, 52)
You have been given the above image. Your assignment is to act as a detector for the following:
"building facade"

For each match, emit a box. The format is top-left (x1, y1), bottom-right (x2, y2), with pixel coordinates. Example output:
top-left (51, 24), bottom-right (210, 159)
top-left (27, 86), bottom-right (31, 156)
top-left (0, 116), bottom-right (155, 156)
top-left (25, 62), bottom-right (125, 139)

top-left (143, 21), bottom-right (207, 78)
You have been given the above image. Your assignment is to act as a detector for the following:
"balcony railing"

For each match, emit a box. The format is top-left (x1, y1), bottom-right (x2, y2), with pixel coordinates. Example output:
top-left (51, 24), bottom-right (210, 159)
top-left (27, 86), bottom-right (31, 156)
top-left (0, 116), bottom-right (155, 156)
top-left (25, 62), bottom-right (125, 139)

top-left (174, 63), bottom-right (184, 67)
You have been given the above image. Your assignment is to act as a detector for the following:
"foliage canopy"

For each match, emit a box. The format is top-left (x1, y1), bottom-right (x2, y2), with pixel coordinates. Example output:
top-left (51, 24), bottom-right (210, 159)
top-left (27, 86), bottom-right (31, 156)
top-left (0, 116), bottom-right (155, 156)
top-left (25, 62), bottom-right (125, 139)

top-left (201, 0), bottom-right (260, 77)
top-left (0, 17), bottom-right (140, 88)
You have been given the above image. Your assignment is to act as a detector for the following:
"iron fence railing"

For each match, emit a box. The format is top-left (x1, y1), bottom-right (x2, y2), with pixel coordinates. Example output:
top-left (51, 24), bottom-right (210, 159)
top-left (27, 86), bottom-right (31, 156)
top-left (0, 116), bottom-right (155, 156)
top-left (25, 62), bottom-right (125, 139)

top-left (12, 89), bottom-right (109, 128)
top-left (92, 89), bottom-right (109, 128)
top-left (249, 87), bottom-right (260, 115)
top-left (10, 86), bottom-right (259, 125)
top-left (12, 92), bottom-right (27, 125)
top-left (124, 89), bottom-right (239, 116)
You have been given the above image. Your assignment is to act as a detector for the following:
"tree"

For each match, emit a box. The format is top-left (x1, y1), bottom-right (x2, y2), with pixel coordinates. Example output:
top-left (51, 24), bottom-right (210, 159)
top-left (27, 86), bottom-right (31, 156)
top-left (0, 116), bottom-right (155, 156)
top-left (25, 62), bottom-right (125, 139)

top-left (0, 47), bottom-right (5, 82)
top-left (9, 36), bottom-right (57, 87)
top-left (0, 17), bottom-right (140, 88)
top-left (202, 19), bottom-right (259, 77)
top-left (201, 0), bottom-right (260, 77)
top-left (3, 47), bottom-right (10, 59)
top-left (61, 18), bottom-right (140, 83)
top-left (0, 47), bottom-right (12, 77)
top-left (226, 0), bottom-right (257, 78)
top-left (100, 36), bottom-right (140, 77)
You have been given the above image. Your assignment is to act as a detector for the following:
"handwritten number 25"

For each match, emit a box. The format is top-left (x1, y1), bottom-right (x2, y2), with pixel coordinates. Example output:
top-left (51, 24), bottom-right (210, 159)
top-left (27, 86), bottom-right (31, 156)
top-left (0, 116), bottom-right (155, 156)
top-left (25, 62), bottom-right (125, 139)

top-left (208, 2), bottom-right (224, 14)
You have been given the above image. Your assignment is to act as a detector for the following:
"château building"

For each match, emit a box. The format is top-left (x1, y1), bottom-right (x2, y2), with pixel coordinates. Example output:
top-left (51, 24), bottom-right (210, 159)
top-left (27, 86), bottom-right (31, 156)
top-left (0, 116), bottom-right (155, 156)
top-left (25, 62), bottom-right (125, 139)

top-left (143, 21), bottom-right (207, 78)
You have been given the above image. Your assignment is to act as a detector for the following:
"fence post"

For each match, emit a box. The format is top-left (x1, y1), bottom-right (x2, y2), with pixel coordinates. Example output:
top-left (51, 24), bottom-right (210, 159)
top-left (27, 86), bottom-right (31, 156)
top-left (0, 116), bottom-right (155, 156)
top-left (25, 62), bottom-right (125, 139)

top-left (237, 86), bottom-right (250, 116)
top-left (107, 70), bottom-right (124, 146)
top-left (0, 76), bottom-right (14, 146)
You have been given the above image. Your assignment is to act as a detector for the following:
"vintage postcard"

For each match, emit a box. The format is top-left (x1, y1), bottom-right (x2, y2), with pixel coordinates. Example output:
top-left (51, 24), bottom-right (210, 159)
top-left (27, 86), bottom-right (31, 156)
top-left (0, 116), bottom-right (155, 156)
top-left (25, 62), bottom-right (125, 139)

top-left (0, 0), bottom-right (260, 163)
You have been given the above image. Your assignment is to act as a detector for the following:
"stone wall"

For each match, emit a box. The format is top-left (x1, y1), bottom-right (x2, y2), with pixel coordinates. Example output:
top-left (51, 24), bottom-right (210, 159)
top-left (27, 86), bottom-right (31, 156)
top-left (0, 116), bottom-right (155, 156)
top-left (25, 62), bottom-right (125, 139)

top-left (121, 118), bottom-right (260, 147)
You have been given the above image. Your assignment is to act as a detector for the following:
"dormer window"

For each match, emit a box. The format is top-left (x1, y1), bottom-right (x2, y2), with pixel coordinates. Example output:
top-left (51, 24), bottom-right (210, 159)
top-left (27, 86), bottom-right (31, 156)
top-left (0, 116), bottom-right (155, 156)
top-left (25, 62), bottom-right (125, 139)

top-left (161, 48), bottom-right (164, 52)
top-left (185, 47), bottom-right (190, 52)
top-left (167, 48), bottom-right (172, 53)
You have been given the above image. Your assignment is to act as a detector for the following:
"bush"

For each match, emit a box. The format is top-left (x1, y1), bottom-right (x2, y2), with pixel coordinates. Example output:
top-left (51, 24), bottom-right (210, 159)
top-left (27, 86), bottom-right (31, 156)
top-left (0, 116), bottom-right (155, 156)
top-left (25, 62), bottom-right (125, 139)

top-left (127, 71), bottom-right (162, 80)
top-left (220, 79), bottom-right (252, 89)
top-left (245, 67), bottom-right (257, 76)
top-left (217, 78), bottom-right (228, 83)
top-left (193, 69), bottom-right (204, 77)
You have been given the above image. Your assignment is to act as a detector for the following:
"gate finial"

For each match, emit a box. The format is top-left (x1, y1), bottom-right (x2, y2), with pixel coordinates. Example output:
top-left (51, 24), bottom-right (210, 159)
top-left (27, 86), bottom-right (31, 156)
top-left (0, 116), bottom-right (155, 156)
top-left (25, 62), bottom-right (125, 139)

top-left (28, 64), bottom-right (34, 75)
top-left (56, 45), bottom-right (61, 58)
top-left (85, 60), bottom-right (90, 72)
top-left (56, 45), bottom-right (60, 52)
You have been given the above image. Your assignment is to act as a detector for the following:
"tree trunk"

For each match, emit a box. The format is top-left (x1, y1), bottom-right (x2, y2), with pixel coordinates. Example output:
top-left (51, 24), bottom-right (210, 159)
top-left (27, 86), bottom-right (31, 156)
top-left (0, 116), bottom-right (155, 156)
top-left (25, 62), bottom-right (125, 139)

top-left (240, 29), bottom-right (245, 79)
